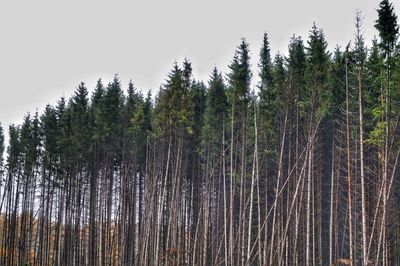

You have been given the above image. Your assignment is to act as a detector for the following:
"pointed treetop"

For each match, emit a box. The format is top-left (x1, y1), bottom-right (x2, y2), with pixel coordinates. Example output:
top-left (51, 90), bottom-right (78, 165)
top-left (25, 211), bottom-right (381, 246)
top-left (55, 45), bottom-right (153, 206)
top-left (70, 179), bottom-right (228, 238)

top-left (228, 38), bottom-right (252, 104)
top-left (306, 23), bottom-right (330, 78)
top-left (210, 66), bottom-right (222, 83)
top-left (183, 58), bottom-right (193, 82)
top-left (92, 79), bottom-right (105, 105)
top-left (7, 124), bottom-right (20, 165)
top-left (259, 32), bottom-right (273, 91)
top-left (72, 82), bottom-right (89, 110)
top-left (287, 35), bottom-right (306, 74)
top-left (165, 61), bottom-right (183, 87)
top-left (307, 23), bottom-right (329, 59)
top-left (125, 80), bottom-right (139, 115)
top-left (128, 80), bottom-right (135, 97)
top-left (375, 0), bottom-right (398, 56)
top-left (57, 96), bottom-right (66, 112)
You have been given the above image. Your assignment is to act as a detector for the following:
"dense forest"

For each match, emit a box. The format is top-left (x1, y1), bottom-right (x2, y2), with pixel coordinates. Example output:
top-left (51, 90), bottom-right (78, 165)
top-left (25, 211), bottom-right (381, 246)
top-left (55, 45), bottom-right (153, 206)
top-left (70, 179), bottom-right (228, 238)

top-left (1, 1), bottom-right (400, 265)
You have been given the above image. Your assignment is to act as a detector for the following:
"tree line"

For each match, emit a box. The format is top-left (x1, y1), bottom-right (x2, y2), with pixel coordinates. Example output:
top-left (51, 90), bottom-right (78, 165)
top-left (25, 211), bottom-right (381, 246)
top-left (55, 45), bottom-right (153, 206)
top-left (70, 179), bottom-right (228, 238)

top-left (0, 1), bottom-right (400, 265)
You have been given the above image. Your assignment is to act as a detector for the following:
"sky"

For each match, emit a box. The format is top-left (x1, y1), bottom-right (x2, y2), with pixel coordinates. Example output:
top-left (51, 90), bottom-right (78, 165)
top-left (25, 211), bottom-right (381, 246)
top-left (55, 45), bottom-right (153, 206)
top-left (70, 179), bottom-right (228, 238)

top-left (0, 0), bottom-right (394, 147)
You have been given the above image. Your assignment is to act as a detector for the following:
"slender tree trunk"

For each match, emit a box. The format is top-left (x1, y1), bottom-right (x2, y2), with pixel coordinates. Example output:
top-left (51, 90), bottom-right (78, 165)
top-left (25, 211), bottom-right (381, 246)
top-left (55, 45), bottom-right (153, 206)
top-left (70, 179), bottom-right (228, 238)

top-left (358, 57), bottom-right (368, 266)
top-left (345, 59), bottom-right (354, 263)
top-left (329, 133), bottom-right (335, 265)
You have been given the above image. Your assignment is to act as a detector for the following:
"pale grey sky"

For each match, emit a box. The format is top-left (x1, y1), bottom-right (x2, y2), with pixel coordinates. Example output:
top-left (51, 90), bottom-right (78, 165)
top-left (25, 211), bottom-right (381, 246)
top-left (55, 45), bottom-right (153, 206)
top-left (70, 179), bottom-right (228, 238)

top-left (0, 0), bottom-right (391, 147)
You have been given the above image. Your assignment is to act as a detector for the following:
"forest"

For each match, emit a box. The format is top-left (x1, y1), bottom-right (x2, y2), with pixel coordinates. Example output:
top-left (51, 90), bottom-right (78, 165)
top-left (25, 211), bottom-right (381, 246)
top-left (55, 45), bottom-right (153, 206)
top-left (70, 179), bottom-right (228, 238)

top-left (0, 1), bottom-right (400, 265)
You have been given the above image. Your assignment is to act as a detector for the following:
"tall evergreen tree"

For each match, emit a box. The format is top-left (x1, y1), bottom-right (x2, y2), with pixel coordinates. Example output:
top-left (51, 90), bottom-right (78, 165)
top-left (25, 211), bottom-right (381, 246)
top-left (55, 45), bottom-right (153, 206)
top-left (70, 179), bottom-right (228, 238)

top-left (375, 0), bottom-right (399, 59)
top-left (2, 4), bottom-right (400, 263)
top-left (70, 82), bottom-right (90, 159)
top-left (305, 23), bottom-right (331, 118)
top-left (258, 32), bottom-right (277, 148)
top-left (304, 22), bottom-right (331, 266)
top-left (202, 67), bottom-right (228, 147)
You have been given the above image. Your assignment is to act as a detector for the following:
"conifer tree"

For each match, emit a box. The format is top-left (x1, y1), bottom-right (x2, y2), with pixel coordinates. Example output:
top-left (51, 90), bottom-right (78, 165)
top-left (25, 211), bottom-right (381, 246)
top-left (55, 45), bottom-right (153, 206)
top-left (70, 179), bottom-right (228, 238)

top-left (304, 23), bottom-right (331, 266)
top-left (227, 38), bottom-right (252, 265)
top-left (202, 67), bottom-right (228, 148)
top-left (375, 0), bottom-right (398, 59)
top-left (2, 3), bottom-right (400, 264)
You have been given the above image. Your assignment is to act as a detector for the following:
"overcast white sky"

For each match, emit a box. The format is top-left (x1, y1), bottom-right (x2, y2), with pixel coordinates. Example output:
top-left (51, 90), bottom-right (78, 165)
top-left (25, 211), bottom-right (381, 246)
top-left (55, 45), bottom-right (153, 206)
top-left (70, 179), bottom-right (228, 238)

top-left (0, 0), bottom-right (394, 146)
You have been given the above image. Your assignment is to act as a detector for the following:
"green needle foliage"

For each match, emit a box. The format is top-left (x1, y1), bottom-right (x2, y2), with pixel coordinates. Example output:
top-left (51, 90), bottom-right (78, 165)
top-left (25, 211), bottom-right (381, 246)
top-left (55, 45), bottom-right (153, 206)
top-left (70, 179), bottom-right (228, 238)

top-left (1, 2), bottom-right (400, 265)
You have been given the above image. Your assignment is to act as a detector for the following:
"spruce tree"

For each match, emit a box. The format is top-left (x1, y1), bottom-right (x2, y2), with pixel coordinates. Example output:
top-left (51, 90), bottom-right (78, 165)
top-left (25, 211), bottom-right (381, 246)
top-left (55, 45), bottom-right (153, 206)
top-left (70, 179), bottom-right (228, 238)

top-left (375, 0), bottom-right (398, 59)
top-left (91, 79), bottom-right (106, 142)
top-left (258, 33), bottom-right (276, 143)
top-left (70, 82), bottom-right (90, 160)
top-left (305, 23), bottom-right (331, 117)
top-left (304, 23), bottom-right (331, 266)
top-left (202, 67), bottom-right (228, 148)
top-left (330, 46), bottom-right (346, 118)
top-left (259, 33), bottom-right (273, 95)
top-left (287, 35), bottom-right (306, 98)
top-left (365, 38), bottom-right (384, 136)
top-left (103, 76), bottom-right (124, 145)
top-left (188, 81), bottom-right (206, 140)
top-left (228, 38), bottom-right (252, 110)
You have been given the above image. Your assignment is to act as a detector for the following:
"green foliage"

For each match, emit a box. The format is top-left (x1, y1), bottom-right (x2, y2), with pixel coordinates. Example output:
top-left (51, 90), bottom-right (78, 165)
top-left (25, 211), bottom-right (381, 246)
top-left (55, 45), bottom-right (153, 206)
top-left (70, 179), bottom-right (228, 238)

top-left (55, 97), bottom-right (71, 153)
top-left (375, 0), bottom-right (399, 58)
top-left (182, 57), bottom-right (193, 90)
top-left (91, 79), bottom-right (105, 143)
top-left (227, 38), bottom-right (252, 111)
top-left (102, 76), bottom-right (123, 141)
top-left (304, 23), bottom-right (331, 119)
top-left (287, 35), bottom-right (306, 94)
top-left (154, 62), bottom-right (193, 137)
top-left (122, 80), bottom-right (141, 141)
top-left (258, 33), bottom-right (275, 137)
top-left (272, 53), bottom-right (286, 100)
top-left (366, 120), bottom-right (386, 146)
top-left (258, 33), bottom-right (277, 133)
top-left (364, 39), bottom-right (385, 135)
top-left (365, 39), bottom-right (384, 101)
top-left (41, 105), bottom-right (59, 171)
top-left (6, 124), bottom-right (21, 171)
top-left (70, 82), bottom-right (90, 157)
top-left (329, 46), bottom-right (345, 118)
top-left (3, 8), bottom-right (400, 262)
top-left (201, 67), bottom-right (228, 152)
top-left (187, 81), bottom-right (206, 139)
top-left (126, 81), bottom-right (140, 118)
top-left (259, 32), bottom-right (273, 92)
top-left (19, 113), bottom-right (41, 174)
top-left (130, 91), bottom-right (152, 168)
